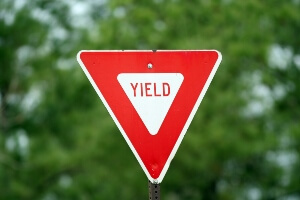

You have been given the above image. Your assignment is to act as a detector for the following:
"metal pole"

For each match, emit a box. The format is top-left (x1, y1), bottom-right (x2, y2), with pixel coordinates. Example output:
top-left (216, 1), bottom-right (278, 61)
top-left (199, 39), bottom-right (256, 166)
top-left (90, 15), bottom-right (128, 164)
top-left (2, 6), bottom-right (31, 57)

top-left (148, 180), bottom-right (160, 200)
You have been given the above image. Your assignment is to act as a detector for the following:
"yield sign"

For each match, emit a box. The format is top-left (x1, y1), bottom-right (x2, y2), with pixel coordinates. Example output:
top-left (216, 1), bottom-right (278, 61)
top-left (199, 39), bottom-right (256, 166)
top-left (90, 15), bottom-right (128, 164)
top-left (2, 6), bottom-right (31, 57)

top-left (77, 50), bottom-right (222, 183)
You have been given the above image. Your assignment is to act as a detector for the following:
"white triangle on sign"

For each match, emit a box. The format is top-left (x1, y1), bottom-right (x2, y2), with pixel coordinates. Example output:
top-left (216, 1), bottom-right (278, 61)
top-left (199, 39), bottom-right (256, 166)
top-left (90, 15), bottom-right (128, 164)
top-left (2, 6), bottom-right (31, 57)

top-left (117, 73), bottom-right (184, 135)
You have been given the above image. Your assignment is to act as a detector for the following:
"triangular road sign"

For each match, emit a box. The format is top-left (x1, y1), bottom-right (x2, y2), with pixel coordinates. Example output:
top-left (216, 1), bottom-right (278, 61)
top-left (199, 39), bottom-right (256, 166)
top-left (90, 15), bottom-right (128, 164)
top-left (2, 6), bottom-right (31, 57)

top-left (77, 50), bottom-right (222, 183)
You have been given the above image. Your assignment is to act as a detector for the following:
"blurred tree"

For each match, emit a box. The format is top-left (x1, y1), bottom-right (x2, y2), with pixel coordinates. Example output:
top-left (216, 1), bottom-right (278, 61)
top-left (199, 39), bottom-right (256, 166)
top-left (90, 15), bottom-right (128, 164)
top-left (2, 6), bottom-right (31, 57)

top-left (0, 0), bottom-right (300, 200)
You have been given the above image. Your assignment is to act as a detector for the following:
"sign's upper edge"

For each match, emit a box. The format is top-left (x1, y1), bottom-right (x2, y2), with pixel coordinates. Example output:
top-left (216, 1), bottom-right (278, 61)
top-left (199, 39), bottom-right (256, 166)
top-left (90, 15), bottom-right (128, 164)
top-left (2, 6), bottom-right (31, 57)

top-left (77, 49), bottom-right (221, 54)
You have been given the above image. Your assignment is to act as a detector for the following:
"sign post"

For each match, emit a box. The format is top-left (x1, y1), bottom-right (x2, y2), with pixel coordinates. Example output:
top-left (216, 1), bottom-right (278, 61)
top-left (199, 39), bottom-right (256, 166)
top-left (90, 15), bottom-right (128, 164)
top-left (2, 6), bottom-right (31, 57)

top-left (148, 180), bottom-right (160, 200)
top-left (77, 50), bottom-right (222, 196)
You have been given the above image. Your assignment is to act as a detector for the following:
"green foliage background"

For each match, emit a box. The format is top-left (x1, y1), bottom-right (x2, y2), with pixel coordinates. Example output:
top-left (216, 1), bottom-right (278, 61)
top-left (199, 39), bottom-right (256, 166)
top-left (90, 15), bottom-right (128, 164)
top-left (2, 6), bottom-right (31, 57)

top-left (1, 0), bottom-right (300, 199)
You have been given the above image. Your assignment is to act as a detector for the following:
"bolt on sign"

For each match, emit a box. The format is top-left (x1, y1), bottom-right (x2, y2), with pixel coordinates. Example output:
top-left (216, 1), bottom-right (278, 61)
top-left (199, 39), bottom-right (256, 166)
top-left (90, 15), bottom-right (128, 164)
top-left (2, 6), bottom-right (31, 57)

top-left (77, 50), bottom-right (222, 183)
